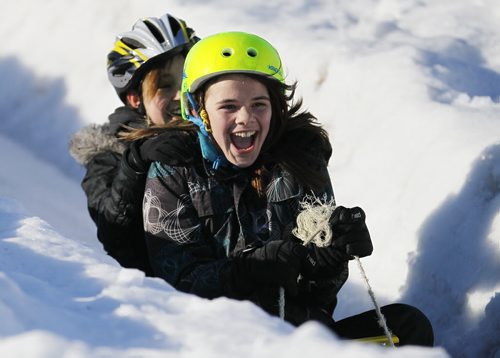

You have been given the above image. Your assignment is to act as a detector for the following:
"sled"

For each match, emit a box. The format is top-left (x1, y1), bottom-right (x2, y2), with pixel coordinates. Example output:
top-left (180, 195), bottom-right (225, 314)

top-left (353, 334), bottom-right (400, 346)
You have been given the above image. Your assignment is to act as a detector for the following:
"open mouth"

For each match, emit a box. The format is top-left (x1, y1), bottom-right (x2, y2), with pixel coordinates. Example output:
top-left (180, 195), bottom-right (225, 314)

top-left (230, 131), bottom-right (256, 152)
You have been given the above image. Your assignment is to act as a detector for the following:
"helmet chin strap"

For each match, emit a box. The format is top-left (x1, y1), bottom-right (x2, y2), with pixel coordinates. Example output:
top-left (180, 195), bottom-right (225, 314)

top-left (186, 92), bottom-right (228, 170)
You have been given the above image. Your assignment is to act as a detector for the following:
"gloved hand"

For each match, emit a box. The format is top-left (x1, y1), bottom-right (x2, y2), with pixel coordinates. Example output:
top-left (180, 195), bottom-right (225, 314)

top-left (329, 206), bottom-right (373, 258)
top-left (124, 139), bottom-right (149, 173)
top-left (125, 130), bottom-right (197, 173)
top-left (139, 130), bottom-right (197, 165)
top-left (231, 240), bottom-right (308, 296)
top-left (301, 244), bottom-right (350, 278)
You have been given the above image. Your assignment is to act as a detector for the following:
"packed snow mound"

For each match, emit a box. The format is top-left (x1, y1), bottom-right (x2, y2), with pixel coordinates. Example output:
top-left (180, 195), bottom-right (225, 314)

top-left (0, 198), bottom-right (448, 357)
top-left (1, 0), bottom-right (499, 357)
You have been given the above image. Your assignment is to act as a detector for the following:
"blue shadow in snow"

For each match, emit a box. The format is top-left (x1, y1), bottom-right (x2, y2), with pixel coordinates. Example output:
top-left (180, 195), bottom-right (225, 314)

top-left (418, 39), bottom-right (500, 103)
top-left (0, 56), bottom-right (86, 180)
top-left (401, 143), bottom-right (500, 356)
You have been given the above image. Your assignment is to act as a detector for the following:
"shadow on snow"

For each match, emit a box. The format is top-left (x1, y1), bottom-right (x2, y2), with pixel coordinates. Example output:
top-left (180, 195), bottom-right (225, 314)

top-left (0, 56), bottom-right (85, 181)
top-left (401, 143), bottom-right (500, 357)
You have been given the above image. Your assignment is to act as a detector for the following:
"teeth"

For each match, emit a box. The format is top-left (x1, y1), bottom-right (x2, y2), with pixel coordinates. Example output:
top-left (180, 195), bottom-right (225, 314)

top-left (233, 131), bottom-right (255, 138)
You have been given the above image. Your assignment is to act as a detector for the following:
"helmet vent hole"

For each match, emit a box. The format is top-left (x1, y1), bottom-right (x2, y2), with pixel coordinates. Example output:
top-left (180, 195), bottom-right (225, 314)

top-left (247, 48), bottom-right (257, 57)
top-left (221, 48), bottom-right (233, 57)
top-left (167, 15), bottom-right (182, 39)
top-left (143, 21), bottom-right (165, 43)
top-left (122, 38), bottom-right (142, 50)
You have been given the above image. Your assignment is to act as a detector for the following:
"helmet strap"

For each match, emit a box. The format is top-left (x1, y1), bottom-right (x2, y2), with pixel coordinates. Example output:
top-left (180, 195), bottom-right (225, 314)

top-left (186, 92), bottom-right (211, 135)
top-left (137, 102), bottom-right (147, 119)
top-left (185, 92), bottom-right (227, 169)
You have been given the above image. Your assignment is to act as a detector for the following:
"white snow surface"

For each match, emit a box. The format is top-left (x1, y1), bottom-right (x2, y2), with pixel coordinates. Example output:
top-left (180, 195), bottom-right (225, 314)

top-left (1, 0), bottom-right (499, 357)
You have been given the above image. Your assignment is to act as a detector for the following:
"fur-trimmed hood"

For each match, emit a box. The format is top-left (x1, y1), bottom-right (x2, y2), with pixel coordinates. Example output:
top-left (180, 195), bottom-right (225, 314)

top-left (69, 123), bottom-right (126, 166)
top-left (69, 106), bottom-right (145, 166)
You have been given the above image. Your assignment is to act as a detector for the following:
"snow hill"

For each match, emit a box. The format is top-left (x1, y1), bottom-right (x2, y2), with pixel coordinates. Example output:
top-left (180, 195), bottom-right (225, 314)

top-left (1, 1), bottom-right (499, 357)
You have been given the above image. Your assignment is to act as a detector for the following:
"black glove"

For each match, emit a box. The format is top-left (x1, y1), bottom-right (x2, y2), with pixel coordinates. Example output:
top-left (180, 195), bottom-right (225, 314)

top-left (125, 130), bottom-right (197, 173)
top-left (231, 240), bottom-right (307, 296)
top-left (301, 244), bottom-right (350, 278)
top-left (125, 140), bottom-right (149, 173)
top-left (139, 130), bottom-right (197, 166)
top-left (329, 206), bottom-right (373, 258)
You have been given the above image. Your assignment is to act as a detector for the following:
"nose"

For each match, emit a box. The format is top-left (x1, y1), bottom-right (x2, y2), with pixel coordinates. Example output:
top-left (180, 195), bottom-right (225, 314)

top-left (235, 106), bottom-right (253, 125)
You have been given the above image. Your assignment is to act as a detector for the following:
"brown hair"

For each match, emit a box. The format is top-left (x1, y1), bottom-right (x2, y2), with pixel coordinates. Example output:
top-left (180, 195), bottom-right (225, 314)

top-left (240, 75), bottom-right (332, 193)
top-left (119, 117), bottom-right (196, 141)
top-left (141, 68), bottom-right (161, 106)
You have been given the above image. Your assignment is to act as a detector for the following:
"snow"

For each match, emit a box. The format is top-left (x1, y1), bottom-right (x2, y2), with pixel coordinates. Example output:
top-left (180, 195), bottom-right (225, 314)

top-left (0, 0), bottom-right (499, 357)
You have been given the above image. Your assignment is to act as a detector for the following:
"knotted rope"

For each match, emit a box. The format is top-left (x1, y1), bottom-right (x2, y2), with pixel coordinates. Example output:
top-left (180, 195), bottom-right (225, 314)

top-left (280, 194), bottom-right (394, 347)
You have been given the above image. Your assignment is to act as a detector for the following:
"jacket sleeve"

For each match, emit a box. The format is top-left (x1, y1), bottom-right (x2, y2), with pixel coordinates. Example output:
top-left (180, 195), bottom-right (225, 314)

top-left (81, 149), bottom-right (153, 274)
top-left (81, 151), bottom-right (120, 224)
top-left (143, 162), bottom-right (249, 299)
top-left (82, 148), bottom-right (146, 227)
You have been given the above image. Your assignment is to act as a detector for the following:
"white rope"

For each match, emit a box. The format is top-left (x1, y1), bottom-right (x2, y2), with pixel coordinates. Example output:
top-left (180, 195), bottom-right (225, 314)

top-left (279, 287), bottom-right (285, 320)
top-left (354, 256), bottom-right (395, 347)
top-left (292, 194), bottom-right (336, 247)
top-left (278, 194), bottom-right (395, 347)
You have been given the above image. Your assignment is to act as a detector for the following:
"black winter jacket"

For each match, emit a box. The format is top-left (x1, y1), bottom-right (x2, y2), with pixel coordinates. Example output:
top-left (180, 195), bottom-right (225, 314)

top-left (69, 106), bottom-right (153, 275)
top-left (143, 130), bottom-right (348, 327)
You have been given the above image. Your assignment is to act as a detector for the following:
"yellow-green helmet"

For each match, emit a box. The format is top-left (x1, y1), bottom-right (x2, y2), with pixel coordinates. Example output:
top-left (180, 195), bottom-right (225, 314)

top-left (181, 31), bottom-right (284, 121)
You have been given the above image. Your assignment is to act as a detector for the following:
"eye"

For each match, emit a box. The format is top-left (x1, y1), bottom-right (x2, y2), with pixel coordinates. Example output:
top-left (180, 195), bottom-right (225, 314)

top-left (158, 77), bottom-right (177, 91)
top-left (252, 101), bottom-right (270, 110)
top-left (158, 82), bottom-right (174, 91)
top-left (220, 103), bottom-right (238, 111)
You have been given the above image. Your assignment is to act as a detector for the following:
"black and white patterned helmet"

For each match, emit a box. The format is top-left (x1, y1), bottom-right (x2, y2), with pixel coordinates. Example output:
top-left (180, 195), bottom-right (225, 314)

top-left (107, 13), bottom-right (198, 103)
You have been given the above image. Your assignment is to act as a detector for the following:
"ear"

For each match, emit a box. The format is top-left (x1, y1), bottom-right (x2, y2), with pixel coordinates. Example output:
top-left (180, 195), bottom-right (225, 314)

top-left (126, 91), bottom-right (141, 109)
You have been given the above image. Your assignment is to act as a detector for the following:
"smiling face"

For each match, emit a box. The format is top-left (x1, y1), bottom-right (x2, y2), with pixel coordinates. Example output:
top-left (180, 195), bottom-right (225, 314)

top-left (204, 74), bottom-right (272, 168)
top-left (143, 54), bottom-right (185, 125)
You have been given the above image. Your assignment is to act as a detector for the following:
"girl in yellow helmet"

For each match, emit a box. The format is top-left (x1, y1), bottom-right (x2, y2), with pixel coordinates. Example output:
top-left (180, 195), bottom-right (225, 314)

top-left (140, 31), bottom-right (433, 347)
